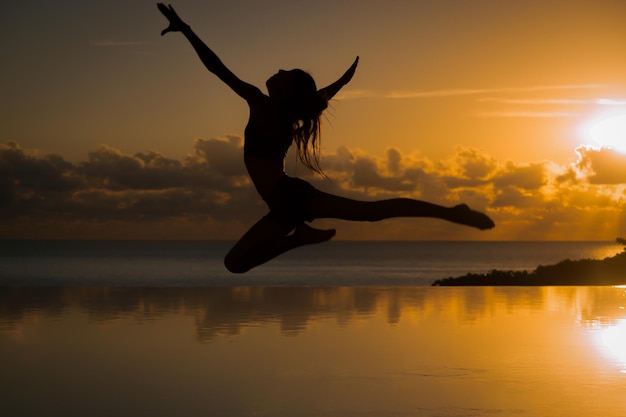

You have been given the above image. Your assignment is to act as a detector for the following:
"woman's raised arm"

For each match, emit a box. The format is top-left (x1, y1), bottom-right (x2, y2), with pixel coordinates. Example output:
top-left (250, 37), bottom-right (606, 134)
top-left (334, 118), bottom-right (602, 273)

top-left (157, 3), bottom-right (259, 100)
top-left (318, 57), bottom-right (359, 100)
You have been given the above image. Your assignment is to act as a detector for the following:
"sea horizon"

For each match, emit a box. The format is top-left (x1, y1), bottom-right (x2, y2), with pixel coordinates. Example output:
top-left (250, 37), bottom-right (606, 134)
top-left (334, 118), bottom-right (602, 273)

top-left (1, 240), bottom-right (622, 287)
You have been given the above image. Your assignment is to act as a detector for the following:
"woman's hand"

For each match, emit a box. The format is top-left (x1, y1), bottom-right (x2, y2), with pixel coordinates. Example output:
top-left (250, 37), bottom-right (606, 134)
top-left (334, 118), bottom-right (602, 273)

top-left (157, 3), bottom-right (189, 36)
top-left (318, 56), bottom-right (360, 100)
top-left (340, 56), bottom-right (359, 86)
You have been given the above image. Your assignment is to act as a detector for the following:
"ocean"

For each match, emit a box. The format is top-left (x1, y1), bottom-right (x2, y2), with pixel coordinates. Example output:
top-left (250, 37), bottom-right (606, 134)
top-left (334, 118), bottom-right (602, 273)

top-left (2, 286), bottom-right (626, 417)
top-left (3, 241), bottom-right (626, 416)
top-left (0, 240), bottom-right (622, 286)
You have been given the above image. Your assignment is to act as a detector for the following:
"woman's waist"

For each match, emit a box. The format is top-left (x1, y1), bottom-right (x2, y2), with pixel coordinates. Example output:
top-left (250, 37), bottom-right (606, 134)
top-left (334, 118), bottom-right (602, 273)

top-left (244, 156), bottom-right (287, 197)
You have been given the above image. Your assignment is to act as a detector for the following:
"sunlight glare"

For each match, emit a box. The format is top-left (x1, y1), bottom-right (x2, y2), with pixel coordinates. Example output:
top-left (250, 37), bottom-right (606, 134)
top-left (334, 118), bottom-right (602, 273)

top-left (599, 319), bottom-right (626, 373)
top-left (589, 114), bottom-right (626, 153)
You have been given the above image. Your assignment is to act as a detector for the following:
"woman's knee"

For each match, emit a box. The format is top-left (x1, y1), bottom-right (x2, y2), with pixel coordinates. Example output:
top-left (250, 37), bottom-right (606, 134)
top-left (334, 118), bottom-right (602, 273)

top-left (223, 252), bottom-right (251, 274)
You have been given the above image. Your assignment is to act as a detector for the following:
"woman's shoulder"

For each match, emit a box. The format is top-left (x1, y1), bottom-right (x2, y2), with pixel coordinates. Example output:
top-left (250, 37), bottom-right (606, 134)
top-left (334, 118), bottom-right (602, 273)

top-left (243, 85), bottom-right (269, 105)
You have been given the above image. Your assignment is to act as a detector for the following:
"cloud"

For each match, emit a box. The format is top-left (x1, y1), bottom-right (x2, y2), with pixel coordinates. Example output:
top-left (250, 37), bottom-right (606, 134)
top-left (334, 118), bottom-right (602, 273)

top-left (492, 162), bottom-right (547, 191)
top-left (441, 148), bottom-right (496, 189)
top-left (450, 147), bottom-right (497, 180)
top-left (480, 98), bottom-right (589, 105)
top-left (387, 88), bottom-right (492, 99)
top-left (314, 147), bottom-right (446, 199)
top-left (476, 111), bottom-right (579, 118)
top-left (574, 146), bottom-right (626, 185)
top-left (191, 136), bottom-right (247, 179)
top-left (0, 141), bottom-right (80, 193)
top-left (334, 89), bottom-right (378, 100)
top-left (2, 140), bottom-right (626, 240)
top-left (91, 41), bottom-right (149, 47)
top-left (597, 99), bottom-right (626, 106)
top-left (491, 186), bottom-right (541, 209)
top-left (0, 139), bottom-right (260, 226)
top-left (479, 98), bottom-right (626, 106)
top-left (337, 84), bottom-right (610, 120)
top-left (337, 84), bottom-right (603, 101)
top-left (475, 93), bottom-right (626, 119)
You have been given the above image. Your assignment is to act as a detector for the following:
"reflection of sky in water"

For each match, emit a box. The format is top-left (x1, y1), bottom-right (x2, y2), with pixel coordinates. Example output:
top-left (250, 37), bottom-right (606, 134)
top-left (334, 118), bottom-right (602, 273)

top-left (2, 287), bottom-right (626, 417)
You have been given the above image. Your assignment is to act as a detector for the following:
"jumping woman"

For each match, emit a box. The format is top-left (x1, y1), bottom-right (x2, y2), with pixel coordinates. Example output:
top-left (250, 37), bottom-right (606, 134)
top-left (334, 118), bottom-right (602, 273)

top-left (157, 3), bottom-right (495, 273)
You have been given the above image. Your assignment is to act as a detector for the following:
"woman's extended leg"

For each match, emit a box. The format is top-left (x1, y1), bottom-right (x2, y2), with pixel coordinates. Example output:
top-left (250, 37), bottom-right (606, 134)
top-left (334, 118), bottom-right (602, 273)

top-left (310, 191), bottom-right (495, 229)
top-left (224, 216), bottom-right (335, 274)
top-left (224, 190), bottom-right (493, 273)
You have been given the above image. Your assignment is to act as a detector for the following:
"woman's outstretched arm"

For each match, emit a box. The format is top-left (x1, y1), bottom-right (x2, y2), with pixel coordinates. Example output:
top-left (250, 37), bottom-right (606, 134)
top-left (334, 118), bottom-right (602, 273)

top-left (318, 56), bottom-right (359, 100)
top-left (157, 3), bottom-right (258, 99)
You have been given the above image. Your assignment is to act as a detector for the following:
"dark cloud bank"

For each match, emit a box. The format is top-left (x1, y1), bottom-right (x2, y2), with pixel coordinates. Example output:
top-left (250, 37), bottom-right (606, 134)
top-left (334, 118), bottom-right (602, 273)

top-left (1, 139), bottom-right (625, 240)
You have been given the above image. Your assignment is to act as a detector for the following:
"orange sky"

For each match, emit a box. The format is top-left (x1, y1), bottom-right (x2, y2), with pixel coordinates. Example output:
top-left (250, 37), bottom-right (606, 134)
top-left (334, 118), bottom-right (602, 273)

top-left (2, 0), bottom-right (626, 240)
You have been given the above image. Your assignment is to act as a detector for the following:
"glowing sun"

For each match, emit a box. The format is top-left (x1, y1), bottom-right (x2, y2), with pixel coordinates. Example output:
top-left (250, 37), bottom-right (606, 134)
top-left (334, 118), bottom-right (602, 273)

top-left (589, 114), bottom-right (626, 153)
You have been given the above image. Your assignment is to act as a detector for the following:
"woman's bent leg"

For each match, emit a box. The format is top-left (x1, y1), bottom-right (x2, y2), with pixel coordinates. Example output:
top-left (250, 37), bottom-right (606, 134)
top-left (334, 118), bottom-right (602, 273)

top-left (310, 191), bottom-right (494, 230)
top-left (224, 216), bottom-right (335, 274)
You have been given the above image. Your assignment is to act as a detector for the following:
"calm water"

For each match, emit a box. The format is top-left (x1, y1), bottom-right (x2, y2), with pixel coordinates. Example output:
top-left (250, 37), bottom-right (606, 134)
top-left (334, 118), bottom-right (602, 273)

top-left (2, 286), bottom-right (626, 417)
top-left (0, 240), bottom-right (622, 286)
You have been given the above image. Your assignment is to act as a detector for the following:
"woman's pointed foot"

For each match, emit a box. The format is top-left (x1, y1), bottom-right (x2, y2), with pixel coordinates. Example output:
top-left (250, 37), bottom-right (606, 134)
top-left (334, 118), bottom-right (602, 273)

top-left (449, 204), bottom-right (495, 230)
top-left (293, 223), bottom-right (336, 245)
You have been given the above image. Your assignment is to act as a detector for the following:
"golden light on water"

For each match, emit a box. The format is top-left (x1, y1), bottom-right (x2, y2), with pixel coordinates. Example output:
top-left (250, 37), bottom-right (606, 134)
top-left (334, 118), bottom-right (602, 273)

top-left (599, 319), bottom-right (626, 373)
top-left (3, 287), bottom-right (626, 416)
top-left (589, 287), bottom-right (626, 373)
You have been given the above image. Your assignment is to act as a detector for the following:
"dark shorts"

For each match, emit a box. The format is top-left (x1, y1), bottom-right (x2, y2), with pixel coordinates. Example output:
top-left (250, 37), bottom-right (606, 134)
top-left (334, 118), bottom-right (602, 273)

top-left (262, 176), bottom-right (318, 228)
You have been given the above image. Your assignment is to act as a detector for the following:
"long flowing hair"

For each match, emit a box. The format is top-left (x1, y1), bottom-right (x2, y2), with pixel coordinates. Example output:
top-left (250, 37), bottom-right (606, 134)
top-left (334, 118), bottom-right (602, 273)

top-left (284, 70), bottom-right (328, 175)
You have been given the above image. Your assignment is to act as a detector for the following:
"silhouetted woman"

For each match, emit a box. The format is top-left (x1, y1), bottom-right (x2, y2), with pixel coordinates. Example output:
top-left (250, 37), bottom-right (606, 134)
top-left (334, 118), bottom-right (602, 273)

top-left (158, 3), bottom-right (495, 273)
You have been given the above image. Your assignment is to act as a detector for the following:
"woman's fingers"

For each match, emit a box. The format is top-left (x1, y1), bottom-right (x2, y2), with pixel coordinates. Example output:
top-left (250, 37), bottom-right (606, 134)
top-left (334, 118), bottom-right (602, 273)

top-left (157, 3), bottom-right (184, 36)
top-left (157, 3), bottom-right (170, 17)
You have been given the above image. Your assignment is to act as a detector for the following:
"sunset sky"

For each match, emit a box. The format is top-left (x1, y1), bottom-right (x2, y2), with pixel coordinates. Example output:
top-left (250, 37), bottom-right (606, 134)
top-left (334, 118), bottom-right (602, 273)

top-left (2, 0), bottom-right (626, 240)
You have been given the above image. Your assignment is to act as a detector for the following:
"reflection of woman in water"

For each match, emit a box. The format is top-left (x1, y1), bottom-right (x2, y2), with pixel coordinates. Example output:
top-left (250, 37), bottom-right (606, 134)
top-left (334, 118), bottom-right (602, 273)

top-left (158, 3), bottom-right (495, 273)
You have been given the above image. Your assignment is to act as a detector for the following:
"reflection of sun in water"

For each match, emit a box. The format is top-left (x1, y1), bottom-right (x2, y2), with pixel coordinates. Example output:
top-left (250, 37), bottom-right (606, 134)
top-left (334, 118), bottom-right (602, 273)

top-left (598, 319), bottom-right (626, 373)
top-left (589, 114), bottom-right (626, 153)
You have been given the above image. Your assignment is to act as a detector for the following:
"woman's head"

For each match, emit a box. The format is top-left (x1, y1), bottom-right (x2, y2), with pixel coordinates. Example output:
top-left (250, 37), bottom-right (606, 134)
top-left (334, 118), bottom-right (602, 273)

top-left (267, 69), bottom-right (329, 174)
top-left (267, 69), bottom-right (315, 99)
top-left (267, 69), bottom-right (327, 114)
